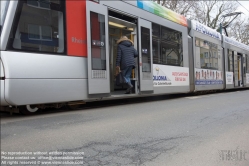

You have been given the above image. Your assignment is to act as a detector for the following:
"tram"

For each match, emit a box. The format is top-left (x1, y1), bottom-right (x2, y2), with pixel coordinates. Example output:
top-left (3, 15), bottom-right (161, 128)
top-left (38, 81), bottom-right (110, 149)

top-left (0, 0), bottom-right (249, 114)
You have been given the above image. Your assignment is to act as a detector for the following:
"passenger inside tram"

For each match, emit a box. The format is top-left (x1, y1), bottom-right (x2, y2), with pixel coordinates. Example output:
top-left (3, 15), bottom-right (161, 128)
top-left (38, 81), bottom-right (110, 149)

top-left (108, 13), bottom-right (137, 95)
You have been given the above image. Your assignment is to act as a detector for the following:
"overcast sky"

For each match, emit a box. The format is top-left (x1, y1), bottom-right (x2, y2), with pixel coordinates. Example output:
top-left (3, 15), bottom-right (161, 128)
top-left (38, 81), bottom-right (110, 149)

top-left (237, 1), bottom-right (249, 17)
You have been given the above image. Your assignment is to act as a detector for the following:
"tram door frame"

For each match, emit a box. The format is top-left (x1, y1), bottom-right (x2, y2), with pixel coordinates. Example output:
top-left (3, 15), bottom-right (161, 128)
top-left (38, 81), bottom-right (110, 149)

top-left (238, 53), bottom-right (245, 87)
top-left (234, 52), bottom-right (239, 87)
top-left (108, 15), bottom-right (137, 93)
top-left (86, 1), bottom-right (110, 95)
top-left (234, 52), bottom-right (244, 87)
top-left (137, 18), bottom-right (154, 93)
top-left (243, 54), bottom-right (247, 86)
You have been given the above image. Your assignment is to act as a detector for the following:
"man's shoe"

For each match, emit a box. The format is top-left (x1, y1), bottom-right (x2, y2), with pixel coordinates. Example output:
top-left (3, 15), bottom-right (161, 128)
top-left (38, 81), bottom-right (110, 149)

top-left (124, 90), bottom-right (132, 94)
top-left (125, 83), bottom-right (133, 94)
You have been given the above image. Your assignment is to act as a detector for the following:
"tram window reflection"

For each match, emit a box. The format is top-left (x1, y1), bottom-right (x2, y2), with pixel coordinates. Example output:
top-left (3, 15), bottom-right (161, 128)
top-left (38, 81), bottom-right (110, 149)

top-left (9, 1), bottom-right (65, 54)
top-left (196, 37), bottom-right (219, 70)
top-left (152, 23), bottom-right (183, 67)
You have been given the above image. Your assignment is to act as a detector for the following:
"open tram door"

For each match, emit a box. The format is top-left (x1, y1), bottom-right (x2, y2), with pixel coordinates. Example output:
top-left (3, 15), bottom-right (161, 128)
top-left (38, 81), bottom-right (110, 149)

top-left (108, 15), bottom-right (137, 94)
top-left (234, 52), bottom-right (244, 87)
top-left (238, 53), bottom-right (245, 87)
top-left (137, 18), bottom-right (154, 93)
top-left (86, 1), bottom-right (110, 96)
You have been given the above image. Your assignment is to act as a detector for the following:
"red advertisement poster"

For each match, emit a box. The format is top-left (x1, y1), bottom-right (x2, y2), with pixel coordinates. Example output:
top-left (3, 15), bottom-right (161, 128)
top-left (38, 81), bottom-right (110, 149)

top-left (66, 0), bottom-right (87, 57)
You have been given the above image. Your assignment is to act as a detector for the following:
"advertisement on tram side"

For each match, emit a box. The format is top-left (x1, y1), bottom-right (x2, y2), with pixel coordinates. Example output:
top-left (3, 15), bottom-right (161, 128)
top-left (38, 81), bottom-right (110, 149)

top-left (191, 20), bottom-right (221, 40)
top-left (226, 72), bottom-right (233, 84)
top-left (195, 68), bottom-right (223, 85)
top-left (246, 73), bottom-right (249, 84)
top-left (137, 0), bottom-right (187, 27)
top-left (153, 65), bottom-right (189, 86)
top-left (66, 1), bottom-right (87, 57)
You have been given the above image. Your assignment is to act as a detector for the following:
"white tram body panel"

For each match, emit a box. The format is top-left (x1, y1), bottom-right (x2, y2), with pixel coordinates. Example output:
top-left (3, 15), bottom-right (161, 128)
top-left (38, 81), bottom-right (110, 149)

top-left (0, 59), bottom-right (7, 105)
top-left (1, 51), bottom-right (88, 105)
top-left (189, 20), bottom-right (224, 91)
top-left (0, 0), bottom-right (248, 110)
top-left (222, 36), bottom-right (249, 88)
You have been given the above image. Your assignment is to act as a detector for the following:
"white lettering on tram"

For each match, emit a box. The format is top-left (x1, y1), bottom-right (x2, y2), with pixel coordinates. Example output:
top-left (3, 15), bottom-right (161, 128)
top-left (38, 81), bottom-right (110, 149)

top-left (71, 37), bottom-right (86, 44)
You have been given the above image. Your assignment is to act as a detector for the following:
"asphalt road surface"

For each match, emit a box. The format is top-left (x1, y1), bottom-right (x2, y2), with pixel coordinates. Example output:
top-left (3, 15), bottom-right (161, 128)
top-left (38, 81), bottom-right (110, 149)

top-left (1, 90), bottom-right (249, 166)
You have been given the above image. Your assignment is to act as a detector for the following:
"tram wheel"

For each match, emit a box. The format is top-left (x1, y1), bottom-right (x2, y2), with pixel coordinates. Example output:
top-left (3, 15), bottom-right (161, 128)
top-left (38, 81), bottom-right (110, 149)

top-left (19, 105), bottom-right (39, 115)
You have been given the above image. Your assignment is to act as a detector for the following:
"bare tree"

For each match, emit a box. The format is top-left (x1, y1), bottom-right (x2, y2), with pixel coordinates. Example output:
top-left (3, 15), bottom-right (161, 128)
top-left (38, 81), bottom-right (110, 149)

top-left (228, 17), bottom-right (249, 45)
top-left (192, 1), bottom-right (239, 29)
top-left (155, 1), bottom-right (239, 30)
top-left (154, 0), bottom-right (248, 44)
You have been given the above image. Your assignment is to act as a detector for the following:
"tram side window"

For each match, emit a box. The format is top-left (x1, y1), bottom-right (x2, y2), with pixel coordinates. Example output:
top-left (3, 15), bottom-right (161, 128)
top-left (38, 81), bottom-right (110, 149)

top-left (161, 26), bottom-right (183, 66)
top-left (90, 12), bottom-right (106, 70)
top-left (8, 1), bottom-right (65, 54)
top-left (196, 38), bottom-right (218, 70)
top-left (0, 1), bottom-right (10, 36)
top-left (152, 38), bottom-right (160, 64)
top-left (152, 23), bottom-right (183, 66)
top-left (141, 27), bottom-right (151, 72)
top-left (152, 23), bottom-right (160, 64)
top-left (27, 0), bottom-right (50, 9)
top-left (228, 49), bottom-right (233, 72)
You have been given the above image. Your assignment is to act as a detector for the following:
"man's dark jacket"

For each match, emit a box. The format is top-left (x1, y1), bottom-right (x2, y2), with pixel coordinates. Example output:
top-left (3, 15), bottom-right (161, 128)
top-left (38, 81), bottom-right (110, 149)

top-left (116, 39), bottom-right (138, 70)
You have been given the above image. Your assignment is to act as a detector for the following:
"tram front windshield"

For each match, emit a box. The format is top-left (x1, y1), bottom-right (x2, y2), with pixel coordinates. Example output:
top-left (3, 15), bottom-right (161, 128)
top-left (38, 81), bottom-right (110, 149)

top-left (0, 0), bottom-right (10, 36)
